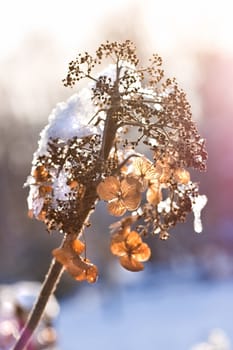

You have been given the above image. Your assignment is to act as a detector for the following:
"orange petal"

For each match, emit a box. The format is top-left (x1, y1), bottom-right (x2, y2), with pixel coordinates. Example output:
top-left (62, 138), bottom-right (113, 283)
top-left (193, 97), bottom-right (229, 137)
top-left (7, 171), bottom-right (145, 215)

top-left (68, 180), bottom-right (79, 189)
top-left (72, 257), bottom-right (98, 283)
top-left (121, 177), bottom-right (142, 210)
top-left (174, 168), bottom-right (190, 184)
top-left (121, 176), bottom-right (142, 195)
top-left (119, 255), bottom-right (144, 272)
top-left (132, 243), bottom-right (151, 262)
top-left (123, 192), bottom-right (141, 211)
top-left (71, 239), bottom-right (85, 255)
top-left (107, 200), bottom-right (126, 216)
top-left (125, 231), bottom-right (142, 249)
top-left (97, 176), bottom-right (120, 201)
top-left (39, 185), bottom-right (52, 196)
top-left (110, 240), bottom-right (127, 257)
top-left (37, 210), bottom-right (47, 222)
top-left (133, 157), bottom-right (150, 176)
top-left (133, 157), bottom-right (160, 181)
top-left (52, 247), bottom-right (72, 266)
top-left (33, 165), bottom-right (50, 183)
top-left (74, 265), bottom-right (98, 284)
top-left (85, 263), bottom-right (99, 283)
top-left (146, 185), bottom-right (162, 205)
top-left (159, 166), bottom-right (171, 183)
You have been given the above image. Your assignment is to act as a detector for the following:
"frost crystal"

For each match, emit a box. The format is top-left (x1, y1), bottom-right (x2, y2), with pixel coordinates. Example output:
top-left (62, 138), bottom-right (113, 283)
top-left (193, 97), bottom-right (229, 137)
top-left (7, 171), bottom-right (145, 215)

top-left (192, 194), bottom-right (208, 233)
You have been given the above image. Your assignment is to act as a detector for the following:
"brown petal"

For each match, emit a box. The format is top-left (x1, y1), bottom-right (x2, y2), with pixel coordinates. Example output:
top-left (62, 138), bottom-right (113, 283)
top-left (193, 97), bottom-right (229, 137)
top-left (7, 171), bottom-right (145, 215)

top-left (121, 177), bottom-right (142, 210)
top-left (71, 239), bottom-right (85, 255)
top-left (67, 180), bottom-right (79, 189)
top-left (119, 255), bottom-right (144, 272)
top-left (69, 256), bottom-right (98, 283)
top-left (159, 166), bottom-right (171, 183)
top-left (174, 168), bottom-right (190, 184)
top-left (125, 231), bottom-right (142, 249)
top-left (107, 200), bottom-right (126, 216)
top-left (121, 176), bottom-right (142, 195)
top-left (133, 157), bottom-right (150, 175)
top-left (110, 239), bottom-right (127, 257)
top-left (124, 192), bottom-right (142, 211)
top-left (97, 176), bottom-right (120, 200)
top-left (146, 185), bottom-right (162, 205)
top-left (85, 264), bottom-right (98, 283)
top-left (52, 247), bottom-right (72, 266)
top-left (132, 243), bottom-right (151, 262)
top-left (33, 165), bottom-right (50, 183)
top-left (37, 210), bottom-right (47, 222)
top-left (39, 185), bottom-right (52, 196)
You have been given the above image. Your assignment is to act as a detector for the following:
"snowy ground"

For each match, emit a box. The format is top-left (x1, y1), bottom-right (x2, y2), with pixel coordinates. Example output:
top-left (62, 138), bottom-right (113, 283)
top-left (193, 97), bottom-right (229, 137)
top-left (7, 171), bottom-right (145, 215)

top-left (57, 265), bottom-right (233, 350)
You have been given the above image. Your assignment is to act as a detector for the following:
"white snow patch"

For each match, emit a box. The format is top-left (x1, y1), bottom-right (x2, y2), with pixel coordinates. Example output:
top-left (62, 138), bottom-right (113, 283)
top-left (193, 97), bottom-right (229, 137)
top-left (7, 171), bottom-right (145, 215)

top-left (192, 195), bottom-right (208, 233)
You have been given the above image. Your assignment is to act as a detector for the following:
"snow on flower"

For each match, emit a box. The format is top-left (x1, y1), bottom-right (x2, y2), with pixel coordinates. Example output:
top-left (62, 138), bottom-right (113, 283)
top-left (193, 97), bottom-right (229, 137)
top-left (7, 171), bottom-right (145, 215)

top-left (33, 90), bottom-right (101, 160)
top-left (192, 194), bottom-right (208, 233)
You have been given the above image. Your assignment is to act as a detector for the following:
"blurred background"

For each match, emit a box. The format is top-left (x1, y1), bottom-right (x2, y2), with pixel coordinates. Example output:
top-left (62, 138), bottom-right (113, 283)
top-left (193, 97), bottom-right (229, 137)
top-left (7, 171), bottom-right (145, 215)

top-left (0, 0), bottom-right (233, 349)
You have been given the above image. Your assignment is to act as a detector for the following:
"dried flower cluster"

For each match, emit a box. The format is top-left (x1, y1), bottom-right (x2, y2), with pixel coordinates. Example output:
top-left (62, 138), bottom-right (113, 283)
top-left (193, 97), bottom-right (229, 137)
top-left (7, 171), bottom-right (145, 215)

top-left (26, 40), bottom-right (207, 279)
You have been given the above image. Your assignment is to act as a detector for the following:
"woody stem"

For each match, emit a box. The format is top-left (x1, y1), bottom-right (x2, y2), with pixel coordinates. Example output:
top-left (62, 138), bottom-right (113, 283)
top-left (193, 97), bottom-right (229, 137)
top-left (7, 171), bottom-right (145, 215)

top-left (12, 186), bottom-right (98, 350)
top-left (11, 258), bottom-right (64, 350)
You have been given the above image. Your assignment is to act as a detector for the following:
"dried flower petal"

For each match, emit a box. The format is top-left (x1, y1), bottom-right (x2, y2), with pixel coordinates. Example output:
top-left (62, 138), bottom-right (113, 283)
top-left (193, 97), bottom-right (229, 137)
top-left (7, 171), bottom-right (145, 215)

top-left (71, 258), bottom-right (98, 284)
top-left (107, 200), bottom-right (126, 216)
top-left (72, 239), bottom-right (85, 255)
top-left (39, 185), bottom-right (52, 196)
top-left (146, 183), bottom-right (162, 205)
top-left (119, 255), bottom-right (144, 271)
top-left (52, 247), bottom-right (72, 266)
top-left (121, 177), bottom-right (142, 210)
top-left (132, 243), bottom-right (151, 262)
top-left (125, 231), bottom-right (142, 249)
top-left (33, 165), bottom-right (50, 183)
top-left (97, 176), bottom-right (120, 201)
top-left (174, 168), bottom-right (190, 184)
top-left (53, 245), bottom-right (98, 283)
top-left (110, 239), bottom-right (126, 256)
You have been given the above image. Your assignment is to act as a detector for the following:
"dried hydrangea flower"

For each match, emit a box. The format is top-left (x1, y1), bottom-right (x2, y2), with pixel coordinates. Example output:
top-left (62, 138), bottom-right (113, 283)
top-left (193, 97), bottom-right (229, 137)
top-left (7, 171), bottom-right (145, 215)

top-left (110, 229), bottom-right (151, 271)
top-left (25, 40), bottom-right (207, 276)
top-left (96, 176), bottom-right (142, 216)
top-left (52, 239), bottom-right (98, 283)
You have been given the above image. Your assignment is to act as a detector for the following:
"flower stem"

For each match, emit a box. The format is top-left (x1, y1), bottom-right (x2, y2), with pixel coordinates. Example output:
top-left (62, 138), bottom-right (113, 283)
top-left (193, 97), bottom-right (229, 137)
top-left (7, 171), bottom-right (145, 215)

top-left (11, 258), bottom-right (63, 350)
top-left (12, 185), bottom-right (98, 350)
